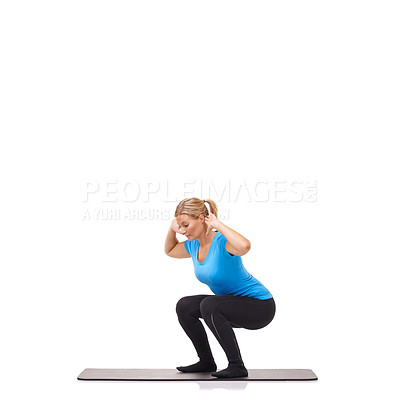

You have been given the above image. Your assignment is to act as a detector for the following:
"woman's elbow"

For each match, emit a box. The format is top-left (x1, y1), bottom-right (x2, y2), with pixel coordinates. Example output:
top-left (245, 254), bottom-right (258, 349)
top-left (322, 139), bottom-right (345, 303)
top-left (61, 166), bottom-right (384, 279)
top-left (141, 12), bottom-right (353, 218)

top-left (239, 241), bottom-right (251, 256)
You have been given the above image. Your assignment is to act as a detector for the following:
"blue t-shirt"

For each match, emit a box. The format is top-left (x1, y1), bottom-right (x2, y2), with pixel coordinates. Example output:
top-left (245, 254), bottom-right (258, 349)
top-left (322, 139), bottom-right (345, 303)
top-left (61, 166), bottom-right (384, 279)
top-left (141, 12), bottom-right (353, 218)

top-left (184, 231), bottom-right (272, 300)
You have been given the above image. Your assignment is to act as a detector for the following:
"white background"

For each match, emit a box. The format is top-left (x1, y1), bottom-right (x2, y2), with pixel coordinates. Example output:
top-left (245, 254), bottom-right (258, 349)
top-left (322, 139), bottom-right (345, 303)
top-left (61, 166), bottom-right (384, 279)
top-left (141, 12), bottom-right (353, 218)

top-left (1, 0), bottom-right (399, 399)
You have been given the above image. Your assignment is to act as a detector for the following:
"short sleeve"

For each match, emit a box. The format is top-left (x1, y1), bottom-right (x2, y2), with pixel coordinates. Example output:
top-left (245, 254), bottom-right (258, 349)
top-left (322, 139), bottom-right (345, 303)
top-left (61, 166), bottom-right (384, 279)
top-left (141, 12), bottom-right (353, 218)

top-left (218, 233), bottom-right (235, 257)
top-left (184, 239), bottom-right (192, 256)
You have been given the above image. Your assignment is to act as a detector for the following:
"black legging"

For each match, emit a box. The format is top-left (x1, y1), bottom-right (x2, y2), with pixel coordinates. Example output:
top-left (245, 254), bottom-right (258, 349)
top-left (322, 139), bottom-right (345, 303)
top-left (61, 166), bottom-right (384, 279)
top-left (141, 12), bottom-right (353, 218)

top-left (176, 294), bottom-right (276, 365)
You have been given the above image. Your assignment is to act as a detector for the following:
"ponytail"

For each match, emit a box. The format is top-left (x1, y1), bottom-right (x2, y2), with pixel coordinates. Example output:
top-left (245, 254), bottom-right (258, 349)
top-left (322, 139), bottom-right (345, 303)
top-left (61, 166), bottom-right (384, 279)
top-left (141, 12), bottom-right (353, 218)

top-left (175, 197), bottom-right (219, 219)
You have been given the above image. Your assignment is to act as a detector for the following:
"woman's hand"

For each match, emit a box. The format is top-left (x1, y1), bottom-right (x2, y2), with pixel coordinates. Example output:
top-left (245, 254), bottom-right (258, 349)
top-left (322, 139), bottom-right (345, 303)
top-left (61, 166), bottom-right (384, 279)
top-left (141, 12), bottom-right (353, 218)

top-left (170, 218), bottom-right (182, 234)
top-left (204, 213), bottom-right (220, 237)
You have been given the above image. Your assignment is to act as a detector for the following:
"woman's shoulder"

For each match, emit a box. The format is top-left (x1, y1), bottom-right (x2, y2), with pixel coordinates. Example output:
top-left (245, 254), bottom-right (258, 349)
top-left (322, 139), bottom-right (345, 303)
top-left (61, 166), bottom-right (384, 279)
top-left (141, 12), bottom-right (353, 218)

top-left (214, 231), bottom-right (226, 242)
top-left (214, 231), bottom-right (228, 249)
top-left (214, 231), bottom-right (236, 257)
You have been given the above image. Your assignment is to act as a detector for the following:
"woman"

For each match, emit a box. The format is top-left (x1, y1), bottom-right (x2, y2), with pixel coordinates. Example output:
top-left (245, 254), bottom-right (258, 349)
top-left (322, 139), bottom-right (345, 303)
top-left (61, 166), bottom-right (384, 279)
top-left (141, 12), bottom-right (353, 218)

top-left (164, 198), bottom-right (276, 379)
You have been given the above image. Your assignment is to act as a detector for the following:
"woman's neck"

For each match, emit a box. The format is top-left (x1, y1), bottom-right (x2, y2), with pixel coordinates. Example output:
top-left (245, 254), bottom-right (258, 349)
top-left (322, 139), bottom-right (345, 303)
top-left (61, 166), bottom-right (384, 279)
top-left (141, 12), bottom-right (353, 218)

top-left (197, 230), bottom-right (216, 247)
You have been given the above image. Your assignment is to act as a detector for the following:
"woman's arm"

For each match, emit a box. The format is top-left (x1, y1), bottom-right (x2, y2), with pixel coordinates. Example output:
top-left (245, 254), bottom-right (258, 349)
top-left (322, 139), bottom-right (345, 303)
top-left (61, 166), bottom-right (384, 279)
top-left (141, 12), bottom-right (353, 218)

top-left (164, 225), bottom-right (191, 258)
top-left (207, 215), bottom-right (251, 256)
top-left (164, 226), bottom-right (179, 254)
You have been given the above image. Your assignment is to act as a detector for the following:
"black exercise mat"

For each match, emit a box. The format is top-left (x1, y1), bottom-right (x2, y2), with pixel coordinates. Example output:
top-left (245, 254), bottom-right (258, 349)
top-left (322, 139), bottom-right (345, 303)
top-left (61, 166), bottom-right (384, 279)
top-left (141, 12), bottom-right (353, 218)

top-left (77, 368), bottom-right (318, 381)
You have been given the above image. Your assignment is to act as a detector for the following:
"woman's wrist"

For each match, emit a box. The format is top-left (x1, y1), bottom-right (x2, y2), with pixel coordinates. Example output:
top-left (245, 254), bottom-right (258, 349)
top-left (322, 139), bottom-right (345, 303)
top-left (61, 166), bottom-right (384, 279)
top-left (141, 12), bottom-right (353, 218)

top-left (214, 220), bottom-right (224, 230)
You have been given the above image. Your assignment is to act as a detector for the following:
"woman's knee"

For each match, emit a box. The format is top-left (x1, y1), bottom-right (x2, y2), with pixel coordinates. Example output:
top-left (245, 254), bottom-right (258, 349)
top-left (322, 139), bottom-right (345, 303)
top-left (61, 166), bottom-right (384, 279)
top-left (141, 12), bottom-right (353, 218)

top-left (199, 297), bottom-right (215, 318)
top-left (176, 296), bottom-right (192, 316)
top-left (176, 295), bottom-right (205, 317)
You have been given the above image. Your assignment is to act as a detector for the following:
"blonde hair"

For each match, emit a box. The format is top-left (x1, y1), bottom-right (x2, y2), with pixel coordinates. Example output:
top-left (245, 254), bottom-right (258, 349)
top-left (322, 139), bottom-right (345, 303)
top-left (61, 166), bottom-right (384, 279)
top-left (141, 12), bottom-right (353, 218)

top-left (175, 197), bottom-right (218, 219)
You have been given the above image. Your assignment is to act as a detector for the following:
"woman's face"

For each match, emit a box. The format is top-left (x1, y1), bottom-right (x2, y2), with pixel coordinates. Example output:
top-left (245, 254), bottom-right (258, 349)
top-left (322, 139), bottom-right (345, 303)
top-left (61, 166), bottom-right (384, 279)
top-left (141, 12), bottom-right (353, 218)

top-left (175, 214), bottom-right (205, 240)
